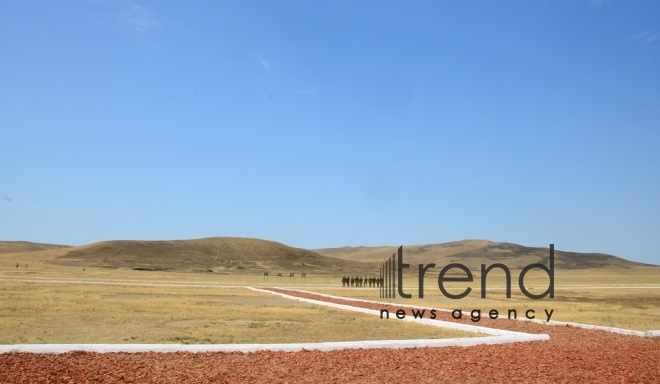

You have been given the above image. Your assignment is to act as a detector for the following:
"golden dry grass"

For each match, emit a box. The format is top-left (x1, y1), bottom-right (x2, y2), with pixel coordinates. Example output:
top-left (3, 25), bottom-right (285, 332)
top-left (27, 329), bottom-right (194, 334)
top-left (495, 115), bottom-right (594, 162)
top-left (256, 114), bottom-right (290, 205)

top-left (2, 243), bottom-right (659, 345)
top-left (0, 276), bottom-right (476, 344)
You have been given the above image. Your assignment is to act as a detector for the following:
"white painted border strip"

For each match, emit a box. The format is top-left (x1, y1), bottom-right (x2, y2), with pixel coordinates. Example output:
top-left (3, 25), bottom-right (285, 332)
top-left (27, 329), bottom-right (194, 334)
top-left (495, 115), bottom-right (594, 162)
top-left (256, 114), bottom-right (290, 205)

top-left (0, 276), bottom-right (246, 287)
top-left (278, 288), bottom-right (660, 338)
top-left (0, 334), bottom-right (542, 354)
top-left (0, 277), bottom-right (244, 289)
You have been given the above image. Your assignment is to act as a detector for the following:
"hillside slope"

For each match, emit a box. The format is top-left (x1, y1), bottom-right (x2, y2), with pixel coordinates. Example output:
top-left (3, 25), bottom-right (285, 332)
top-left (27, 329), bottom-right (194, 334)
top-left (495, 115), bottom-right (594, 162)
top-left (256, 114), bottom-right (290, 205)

top-left (0, 241), bottom-right (71, 254)
top-left (314, 240), bottom-right (655, 270)
top-left (55, 237), bottom-right (372, 274)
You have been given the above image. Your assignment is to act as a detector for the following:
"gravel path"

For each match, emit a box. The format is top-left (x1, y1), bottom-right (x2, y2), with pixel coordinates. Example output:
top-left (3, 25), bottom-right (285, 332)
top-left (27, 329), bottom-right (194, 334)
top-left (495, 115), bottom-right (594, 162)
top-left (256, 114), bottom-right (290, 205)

top-left (1, 288), bottom-right (658, 383)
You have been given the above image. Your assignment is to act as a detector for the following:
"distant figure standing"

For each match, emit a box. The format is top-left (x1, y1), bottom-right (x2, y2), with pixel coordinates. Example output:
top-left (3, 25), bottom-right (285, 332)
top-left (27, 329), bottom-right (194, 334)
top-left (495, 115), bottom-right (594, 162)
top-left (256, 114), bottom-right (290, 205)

top-left (25, 264), bottom-right (28, 268)
top-left (16, 263), bottom-right (18, 268)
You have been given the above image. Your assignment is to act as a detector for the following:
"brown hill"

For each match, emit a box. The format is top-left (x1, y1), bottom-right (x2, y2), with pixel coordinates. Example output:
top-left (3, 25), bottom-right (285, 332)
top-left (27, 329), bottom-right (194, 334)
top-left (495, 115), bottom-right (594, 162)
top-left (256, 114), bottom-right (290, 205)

top-left (55, 237), bottom-right (372, 274)
top-left (0, 241), bottom-right (72, 254)
top-left (314, 240), bottom-right (656, 271)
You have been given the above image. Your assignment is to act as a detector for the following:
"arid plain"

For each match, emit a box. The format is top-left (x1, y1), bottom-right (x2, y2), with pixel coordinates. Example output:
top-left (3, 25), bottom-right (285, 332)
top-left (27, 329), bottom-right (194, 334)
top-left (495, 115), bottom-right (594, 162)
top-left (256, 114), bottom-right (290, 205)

top-left (1, 238), bottom-right (659, 345)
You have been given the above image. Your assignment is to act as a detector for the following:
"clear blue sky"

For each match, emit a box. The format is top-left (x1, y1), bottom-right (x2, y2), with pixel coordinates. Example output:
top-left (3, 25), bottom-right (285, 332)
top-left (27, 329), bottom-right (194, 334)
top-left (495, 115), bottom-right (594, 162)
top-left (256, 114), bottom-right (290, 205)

top-left (1, 1), bottom-right (659, 264)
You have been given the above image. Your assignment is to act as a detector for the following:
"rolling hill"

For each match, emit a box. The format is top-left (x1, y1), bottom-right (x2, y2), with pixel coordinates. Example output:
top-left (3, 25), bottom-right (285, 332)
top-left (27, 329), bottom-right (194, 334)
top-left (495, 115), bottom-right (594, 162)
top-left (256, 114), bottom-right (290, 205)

top-left (2, 238), bottom-right (654, 274)
top-left (314, 240), bottom-right (656, 271)
top-left (54, 237), bottom-right (373, 274)
top-left (0, 241), bottom-right (72, 254)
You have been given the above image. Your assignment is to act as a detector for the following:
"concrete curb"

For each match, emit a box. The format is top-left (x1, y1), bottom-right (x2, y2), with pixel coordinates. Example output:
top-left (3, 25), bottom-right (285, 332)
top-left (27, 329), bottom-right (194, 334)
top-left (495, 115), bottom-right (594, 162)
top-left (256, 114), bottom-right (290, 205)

top-left (0, 277), bottom-right (244, 289)
top-left (0, 333), bottom-right (548, 354)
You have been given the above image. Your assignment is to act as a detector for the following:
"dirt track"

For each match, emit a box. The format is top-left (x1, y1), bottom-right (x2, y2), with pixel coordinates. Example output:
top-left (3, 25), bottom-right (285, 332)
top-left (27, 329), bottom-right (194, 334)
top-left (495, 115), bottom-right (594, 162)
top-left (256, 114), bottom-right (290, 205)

top-left (1, 288), bottom-right (659, 383)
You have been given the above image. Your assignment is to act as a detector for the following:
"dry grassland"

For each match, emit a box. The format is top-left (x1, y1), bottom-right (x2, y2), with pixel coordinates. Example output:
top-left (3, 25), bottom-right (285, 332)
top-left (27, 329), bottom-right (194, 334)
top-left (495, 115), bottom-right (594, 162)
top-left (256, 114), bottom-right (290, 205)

top-left (0, 272), bottom-right (476, 344)
top-left (2, 250), bottom-right (659, 345)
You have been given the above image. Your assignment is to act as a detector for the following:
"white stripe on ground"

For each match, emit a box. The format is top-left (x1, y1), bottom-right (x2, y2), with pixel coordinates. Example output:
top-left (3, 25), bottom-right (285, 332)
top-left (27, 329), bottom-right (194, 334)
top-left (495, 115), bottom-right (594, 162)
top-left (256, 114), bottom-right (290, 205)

top-left (0, 276), bottom-right (247, 285)
top-left (0, 335), bottom-right (544, 354)
top-left (0, 277), bottom-right (244, 289)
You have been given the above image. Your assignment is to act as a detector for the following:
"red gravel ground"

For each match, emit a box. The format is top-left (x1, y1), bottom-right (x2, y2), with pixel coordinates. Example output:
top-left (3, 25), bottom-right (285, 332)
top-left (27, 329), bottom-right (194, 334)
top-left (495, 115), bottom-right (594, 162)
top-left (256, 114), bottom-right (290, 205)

top-left (1, 288), bottom-right (659, 383)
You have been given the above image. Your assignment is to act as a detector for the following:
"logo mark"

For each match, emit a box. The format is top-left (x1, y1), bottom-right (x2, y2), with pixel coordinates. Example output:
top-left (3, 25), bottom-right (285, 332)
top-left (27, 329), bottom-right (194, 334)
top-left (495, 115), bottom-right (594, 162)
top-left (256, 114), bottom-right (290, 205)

top-left (380, 244), bottom-right (555, 300)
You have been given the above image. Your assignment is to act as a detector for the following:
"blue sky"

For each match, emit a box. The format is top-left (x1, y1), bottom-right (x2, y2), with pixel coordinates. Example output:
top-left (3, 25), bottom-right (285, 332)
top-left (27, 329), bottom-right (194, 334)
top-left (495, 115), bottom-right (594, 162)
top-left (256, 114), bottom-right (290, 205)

top-left (1, 1), bottom-right (659, 264)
